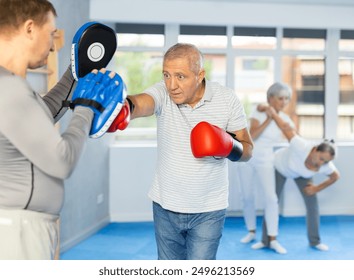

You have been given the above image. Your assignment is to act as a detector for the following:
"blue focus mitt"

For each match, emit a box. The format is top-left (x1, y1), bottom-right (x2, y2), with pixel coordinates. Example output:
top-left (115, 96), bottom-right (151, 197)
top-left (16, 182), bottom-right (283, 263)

top-left (71, 70), bottom-right (127, 138)
top-left (71, 22), bottom-right (117, 81)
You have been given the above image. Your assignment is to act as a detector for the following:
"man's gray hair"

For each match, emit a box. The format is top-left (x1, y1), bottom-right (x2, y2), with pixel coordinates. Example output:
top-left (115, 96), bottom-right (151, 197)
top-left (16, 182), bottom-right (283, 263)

top-left (163, 43), bottom-right (204, 74)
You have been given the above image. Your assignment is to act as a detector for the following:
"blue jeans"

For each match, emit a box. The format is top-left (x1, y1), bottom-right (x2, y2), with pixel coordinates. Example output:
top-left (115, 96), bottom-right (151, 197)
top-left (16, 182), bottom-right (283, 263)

top-left (153, 202), bottom-right (226, 260)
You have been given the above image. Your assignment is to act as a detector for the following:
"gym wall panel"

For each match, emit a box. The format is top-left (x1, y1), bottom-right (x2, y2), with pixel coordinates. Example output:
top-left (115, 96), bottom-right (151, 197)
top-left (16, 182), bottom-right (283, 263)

top-left (109, 143), bottom-right (354, 222)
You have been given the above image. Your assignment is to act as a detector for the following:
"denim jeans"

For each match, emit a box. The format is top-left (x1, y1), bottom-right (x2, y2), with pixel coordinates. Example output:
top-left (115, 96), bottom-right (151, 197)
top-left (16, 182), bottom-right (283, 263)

top-left (153, 202), bottom-right (226, 260)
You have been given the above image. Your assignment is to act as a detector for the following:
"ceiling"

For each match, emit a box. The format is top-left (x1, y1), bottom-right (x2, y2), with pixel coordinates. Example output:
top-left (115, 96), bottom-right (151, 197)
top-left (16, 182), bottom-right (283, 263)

top-left (186, 0), bottom-right (354, 6)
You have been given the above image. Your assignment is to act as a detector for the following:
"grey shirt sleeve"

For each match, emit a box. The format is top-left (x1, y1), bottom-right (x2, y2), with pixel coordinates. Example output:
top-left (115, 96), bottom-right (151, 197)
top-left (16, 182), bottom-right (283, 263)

top-left (0, 73), bottom-right (93, 179)
top-left (42, 66), bottom-right (75, 122)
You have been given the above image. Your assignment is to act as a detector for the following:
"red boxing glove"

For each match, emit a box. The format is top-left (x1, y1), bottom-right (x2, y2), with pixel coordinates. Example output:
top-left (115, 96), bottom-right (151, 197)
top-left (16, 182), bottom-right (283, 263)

top-left (190, 121), bottom-right (243, 162)
top-left (107, 100), bottom-right (130, 132)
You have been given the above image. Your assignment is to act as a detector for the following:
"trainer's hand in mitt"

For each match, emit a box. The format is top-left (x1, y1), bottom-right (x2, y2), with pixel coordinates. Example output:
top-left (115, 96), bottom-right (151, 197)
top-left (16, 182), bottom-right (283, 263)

top-left (71, 69), bottom-right (127, 138)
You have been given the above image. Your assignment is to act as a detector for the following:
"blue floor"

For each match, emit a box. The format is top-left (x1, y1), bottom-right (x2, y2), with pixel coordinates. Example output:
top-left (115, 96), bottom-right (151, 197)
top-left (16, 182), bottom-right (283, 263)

top-left (60, 215), bottom-right (354, 260)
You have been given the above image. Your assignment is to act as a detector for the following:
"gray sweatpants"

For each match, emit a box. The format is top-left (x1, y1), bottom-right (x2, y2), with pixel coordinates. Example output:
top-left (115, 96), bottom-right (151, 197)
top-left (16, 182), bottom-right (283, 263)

top-left (261, 170), bottom-right (321, 247)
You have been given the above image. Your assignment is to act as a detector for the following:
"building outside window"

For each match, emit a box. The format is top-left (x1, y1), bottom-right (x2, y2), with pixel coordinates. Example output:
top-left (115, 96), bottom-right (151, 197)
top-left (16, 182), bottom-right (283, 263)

top-left (337, 30), bottom-right (354, 140)
top-left (234, 56), bottom-right (274, 116)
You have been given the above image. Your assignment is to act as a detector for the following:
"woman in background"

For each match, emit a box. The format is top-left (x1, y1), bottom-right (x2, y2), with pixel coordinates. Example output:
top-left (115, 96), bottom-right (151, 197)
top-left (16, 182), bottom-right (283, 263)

top-left (238, 82), bottom-right (294, 254)
top-left (253, 110), bottom-right (340, 252)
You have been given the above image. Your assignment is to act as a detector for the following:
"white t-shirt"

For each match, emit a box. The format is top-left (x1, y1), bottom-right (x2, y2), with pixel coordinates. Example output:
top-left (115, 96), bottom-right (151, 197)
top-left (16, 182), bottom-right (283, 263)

top-left (249, 108), bottom-right (294, 164)
top-left (274, 135), bottom-right (337, 179)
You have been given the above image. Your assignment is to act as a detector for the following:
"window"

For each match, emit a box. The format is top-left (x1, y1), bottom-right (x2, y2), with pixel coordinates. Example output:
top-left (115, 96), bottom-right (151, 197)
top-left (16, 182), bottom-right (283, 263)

top-left (235, 56), bottom-right (274, 116)
top-left (283, 56), bottom-right (325, 138)
top-left (111, 51), bottom-right (162, 129)
top-left (338, 58), bottom-right (354, 140)
top-left (177, 25), bottom-right (228, 85)
top-left (282, 28), bottom-right (326, 51)
top-left (115, 23), bottom-right (164, 47)
top-left (112, 23), bottom-right (352, 142)
top-left (280, 28), bottom-right (327, 139)
top-left (232, 27), bottom-right (277, 50)
top-left (178, 25), bottom-right (227, 48)
top-left (339, 30), bottom-right (354, 52)
top-left (111, 23), bottom-right (165, 138)
top-left (336, 30), bottom-right (354, 140)
top-left (203, 54), bottom-right (226, 86)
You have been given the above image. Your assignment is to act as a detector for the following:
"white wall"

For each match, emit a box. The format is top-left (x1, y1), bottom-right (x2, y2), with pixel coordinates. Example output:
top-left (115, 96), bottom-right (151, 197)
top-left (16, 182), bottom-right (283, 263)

top-left (109, 142), bottom-right (156, 222)
top-left (90, 0), bottom-right (354, 29)
top-left (109, 143), bottom-right (354, 222)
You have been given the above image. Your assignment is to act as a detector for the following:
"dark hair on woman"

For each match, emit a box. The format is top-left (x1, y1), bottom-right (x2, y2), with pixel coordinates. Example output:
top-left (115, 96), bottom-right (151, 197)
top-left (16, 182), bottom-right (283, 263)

top-left (316, 139), bottom-right (336, 157)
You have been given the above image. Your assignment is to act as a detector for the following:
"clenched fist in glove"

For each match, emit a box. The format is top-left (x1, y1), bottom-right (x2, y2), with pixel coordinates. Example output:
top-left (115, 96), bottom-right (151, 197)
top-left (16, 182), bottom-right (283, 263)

top-left (190, 121), bottom-right (243, 162)
top-left (107, 97), bottom-right (135, 132)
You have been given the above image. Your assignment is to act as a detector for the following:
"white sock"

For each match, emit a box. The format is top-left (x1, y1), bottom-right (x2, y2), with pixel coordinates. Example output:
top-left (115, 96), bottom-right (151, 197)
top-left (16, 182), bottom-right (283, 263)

top-left (270, 240), bottom-right (287, 254)
top-left (314, 243), bottom-right (329, 251)
top-left (251, 241), bottom-right (265, 250)
top-left (240, 232), bottom-right (256, 243)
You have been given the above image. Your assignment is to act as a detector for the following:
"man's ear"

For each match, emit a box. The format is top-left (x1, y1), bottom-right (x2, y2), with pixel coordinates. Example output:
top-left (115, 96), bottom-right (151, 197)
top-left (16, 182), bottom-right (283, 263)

top-left (23, 19), bottom-right (34, 39)
top-left (197, 69), bottom-right (205, 83)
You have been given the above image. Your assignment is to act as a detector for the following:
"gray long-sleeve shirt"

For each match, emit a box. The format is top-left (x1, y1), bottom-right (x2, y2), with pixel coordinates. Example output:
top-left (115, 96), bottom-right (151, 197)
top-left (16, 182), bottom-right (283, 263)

top-left (0, 67), bottom-right (93, 215)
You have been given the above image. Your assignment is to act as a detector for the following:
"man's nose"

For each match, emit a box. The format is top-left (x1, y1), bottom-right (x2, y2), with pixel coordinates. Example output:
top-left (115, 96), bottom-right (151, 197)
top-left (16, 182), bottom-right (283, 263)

top-left (169, 77), bottom-right (178, 90)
